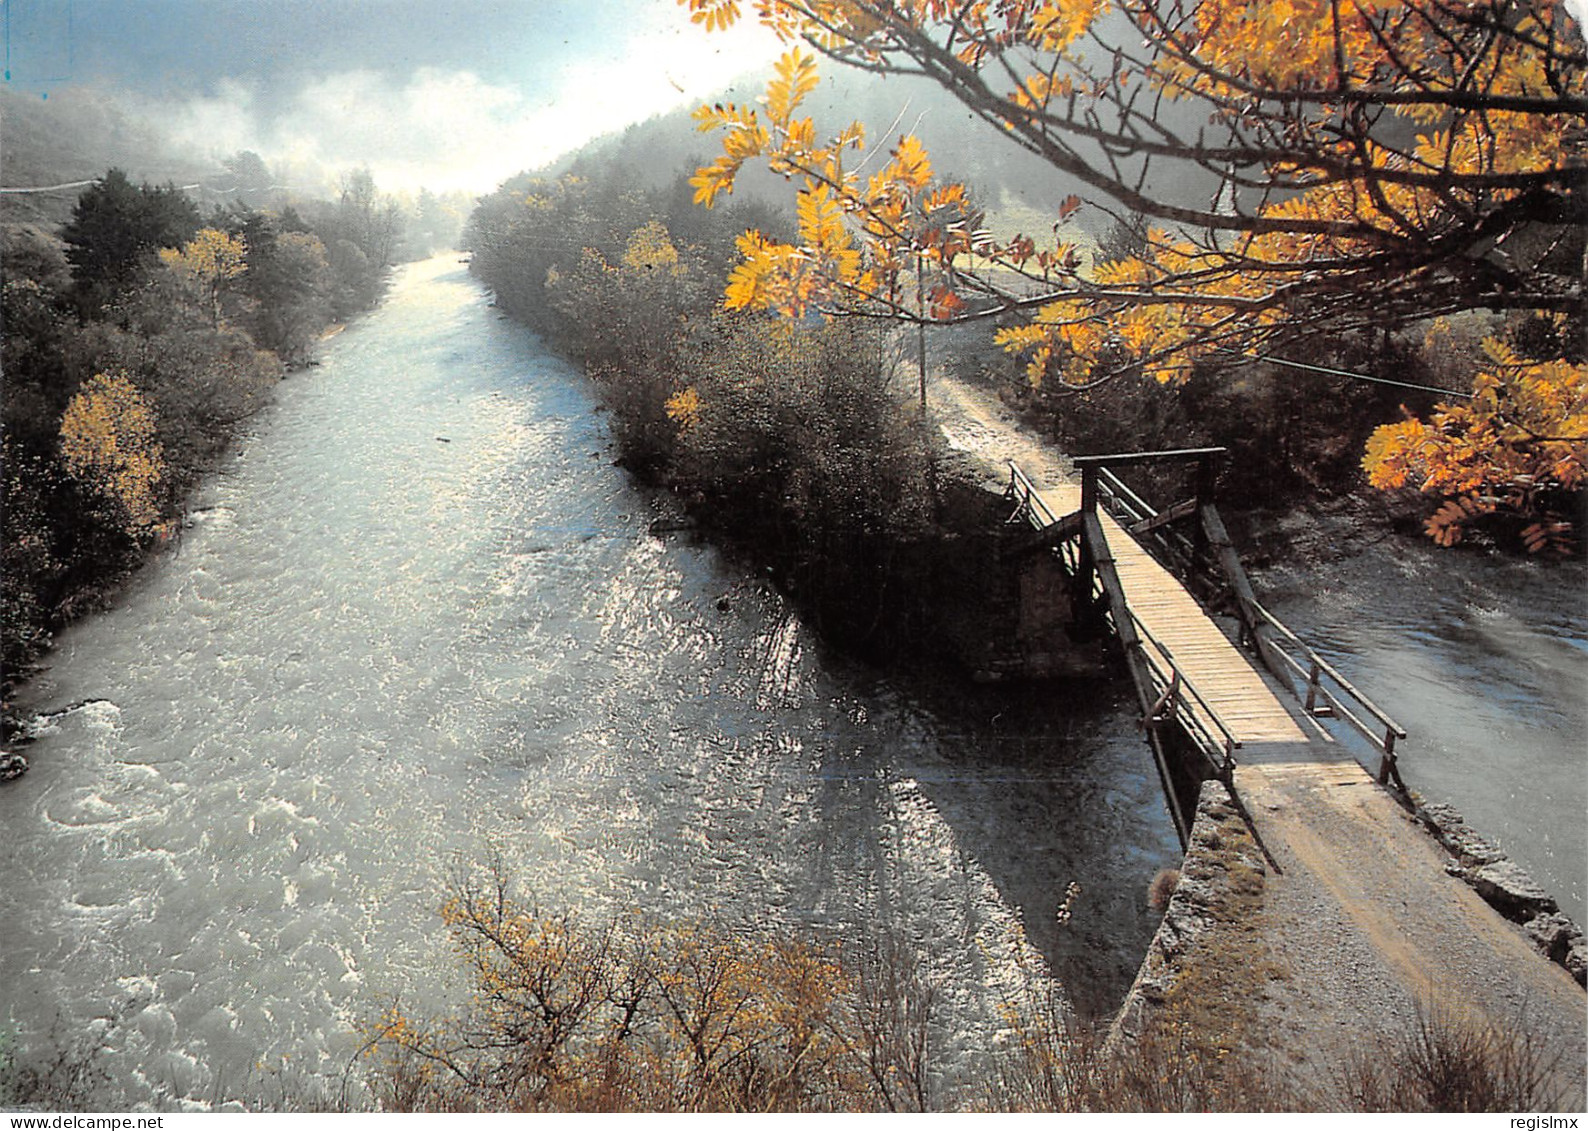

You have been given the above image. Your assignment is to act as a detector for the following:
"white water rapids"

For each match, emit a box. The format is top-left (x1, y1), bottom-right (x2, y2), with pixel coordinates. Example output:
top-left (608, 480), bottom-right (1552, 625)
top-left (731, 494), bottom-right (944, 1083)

top-left (1, 258), bottom-right (1180, 1109)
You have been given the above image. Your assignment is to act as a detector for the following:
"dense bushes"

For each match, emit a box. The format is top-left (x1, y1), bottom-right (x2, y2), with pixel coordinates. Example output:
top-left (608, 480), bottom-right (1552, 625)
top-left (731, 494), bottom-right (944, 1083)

top-left (466, 161), bottom-right (944, 657)
top-left (666, 316), bottom-right (936, 644)
top-left (1, 168), bottom-right (403, 701)
top-left (361, 866), bottom-right (1568, 1113)
top-left (1004, 345), bottom-right (1411, 514)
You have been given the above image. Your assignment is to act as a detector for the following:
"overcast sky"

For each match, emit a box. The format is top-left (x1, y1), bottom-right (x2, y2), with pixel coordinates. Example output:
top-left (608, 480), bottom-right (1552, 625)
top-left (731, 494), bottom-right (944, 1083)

top-left (3, 0), bottom-right (785, 194)
top-left (4, 0), bottom-right (1585, 197)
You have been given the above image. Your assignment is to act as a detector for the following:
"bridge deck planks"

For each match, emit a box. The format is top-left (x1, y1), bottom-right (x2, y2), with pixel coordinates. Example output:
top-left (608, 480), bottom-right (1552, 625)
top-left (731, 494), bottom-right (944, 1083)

top-left (1005, 463), bottom-right (1586, 1102)
top-left (1030, 480), bottom-right (1318, 753)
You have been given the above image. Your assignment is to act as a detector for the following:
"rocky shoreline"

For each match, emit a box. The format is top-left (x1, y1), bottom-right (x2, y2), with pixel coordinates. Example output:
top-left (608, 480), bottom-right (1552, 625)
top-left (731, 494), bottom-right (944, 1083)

top-left (1413, 801), bottom-right (1586, 984)
top-left (1236, 496), bottom-right (1586, 983)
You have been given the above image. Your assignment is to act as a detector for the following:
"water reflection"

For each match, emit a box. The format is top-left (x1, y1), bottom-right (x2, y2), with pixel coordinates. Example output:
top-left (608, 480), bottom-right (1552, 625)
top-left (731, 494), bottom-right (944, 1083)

top-left (0, 258), bottom-right (1178, 1109)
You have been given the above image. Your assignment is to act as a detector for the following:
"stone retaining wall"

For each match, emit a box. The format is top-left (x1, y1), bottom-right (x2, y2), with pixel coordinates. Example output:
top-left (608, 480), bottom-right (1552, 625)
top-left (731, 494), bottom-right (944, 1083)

top-left (1110, 777), bottom-right (1585, 1057)
top-left (1108, 778), bottom-right (1262, 1049)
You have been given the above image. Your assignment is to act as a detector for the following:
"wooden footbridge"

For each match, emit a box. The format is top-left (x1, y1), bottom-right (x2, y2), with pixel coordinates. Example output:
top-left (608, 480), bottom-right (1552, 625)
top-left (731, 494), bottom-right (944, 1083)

top-left (1004, 447), bottom-right (1408, 845)
top-left (992, 442), bottom-right (1584, 1094)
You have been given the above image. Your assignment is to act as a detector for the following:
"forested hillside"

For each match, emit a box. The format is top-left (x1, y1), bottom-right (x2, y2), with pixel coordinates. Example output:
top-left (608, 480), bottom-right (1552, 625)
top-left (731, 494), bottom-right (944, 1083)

top-left (1, 89), bottom-right (417, 704)
top-left (0, 89), bottom-right (217, 229)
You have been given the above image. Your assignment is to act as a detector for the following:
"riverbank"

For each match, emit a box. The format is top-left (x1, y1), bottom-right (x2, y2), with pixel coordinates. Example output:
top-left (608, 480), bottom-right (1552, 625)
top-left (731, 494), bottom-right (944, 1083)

top-left (2, 172), bottom-right (407, 724)
top-left (1245, 507), bottom-right (1588, 928)
top-left (0, 258), bottom-right (1187, 1109)
top-left (3, 338), bottom-right (328, 758)
top-left (1, 297), bottom-right (390, 757)
top-left (1113, 768), bottom-right (1586, 1110)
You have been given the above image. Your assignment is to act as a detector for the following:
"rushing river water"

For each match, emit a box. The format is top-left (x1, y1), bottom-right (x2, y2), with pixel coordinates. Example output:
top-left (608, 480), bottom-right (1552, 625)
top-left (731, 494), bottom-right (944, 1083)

top-left (2, 258), bottom-right (1180, 1109)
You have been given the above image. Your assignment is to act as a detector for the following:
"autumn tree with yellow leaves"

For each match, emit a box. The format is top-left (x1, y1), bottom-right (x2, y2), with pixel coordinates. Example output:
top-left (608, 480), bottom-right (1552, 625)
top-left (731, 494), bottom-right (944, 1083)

top-left (58, 370), bottom-right (167, 532)
top-left (3, 162), bottom-right (401, 691)
top-left (364, 864), bottom-right (936, 1111)
top-left (161, 227), bottom-right (249, 325)
top-left (682, 0), bottom-right (1585, 547)
top-left (1364, 335), bottom-right (1586, 550)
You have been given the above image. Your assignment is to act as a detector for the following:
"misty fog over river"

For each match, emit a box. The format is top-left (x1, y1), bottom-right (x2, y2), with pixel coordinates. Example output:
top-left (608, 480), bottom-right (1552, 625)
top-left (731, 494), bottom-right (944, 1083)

top-left (1, 258), bottom-right (1181, 1108)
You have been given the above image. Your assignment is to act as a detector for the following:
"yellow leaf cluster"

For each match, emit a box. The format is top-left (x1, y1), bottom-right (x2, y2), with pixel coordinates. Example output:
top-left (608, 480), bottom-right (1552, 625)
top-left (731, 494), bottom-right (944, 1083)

top-left (798, 184), bottom-right (860, 281)
top-left (1362, 346), bottom-right (1587, 546)
top-left (622, 221), bottom-right (685, 276)
top-left (666, 385), bottom-right (703, 429)
top-left (766, 47), bottom-right (820, 122)
top-left (689, 104), bottom-right (769, 207)
top-left (59, 370), bottom-right (165, 530)
top-left (681, 0), bottom-right (741, 31)
top-left (1028, 0), bottom-right (1105, 51)
top-left (160, 227), bottom-right (248, 285)
top-left (724, 229), bottom-right (798, 311)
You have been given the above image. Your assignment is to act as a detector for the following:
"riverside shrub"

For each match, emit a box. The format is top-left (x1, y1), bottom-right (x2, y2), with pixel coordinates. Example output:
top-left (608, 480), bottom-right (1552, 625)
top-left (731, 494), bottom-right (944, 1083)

top-left (466, 165), bottom-right (942, 654)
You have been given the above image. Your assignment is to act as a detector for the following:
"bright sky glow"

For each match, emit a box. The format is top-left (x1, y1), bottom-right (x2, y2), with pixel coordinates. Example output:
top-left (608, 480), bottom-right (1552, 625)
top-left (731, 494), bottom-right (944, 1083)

top-left (9, 0), bottom-right (1586, 198)
top-left (158, 11), bottom-right (785, 195)
top-left (6, 1), bottom-right (788, 197)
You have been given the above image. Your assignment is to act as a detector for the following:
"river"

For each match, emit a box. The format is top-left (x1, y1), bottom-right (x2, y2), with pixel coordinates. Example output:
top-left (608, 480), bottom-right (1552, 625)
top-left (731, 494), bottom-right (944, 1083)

top-left (1, 257), bottom-right (1180, 1110)
top-left (1261, 546), bottom-right (1587, 926)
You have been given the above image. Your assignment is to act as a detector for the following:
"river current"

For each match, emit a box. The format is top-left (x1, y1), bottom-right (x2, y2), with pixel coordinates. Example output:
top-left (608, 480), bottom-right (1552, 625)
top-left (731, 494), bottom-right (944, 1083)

top-left (1262, 547), bottom-right (1587, 927)
top-left (2, 258), bottom-right (1180, 1109)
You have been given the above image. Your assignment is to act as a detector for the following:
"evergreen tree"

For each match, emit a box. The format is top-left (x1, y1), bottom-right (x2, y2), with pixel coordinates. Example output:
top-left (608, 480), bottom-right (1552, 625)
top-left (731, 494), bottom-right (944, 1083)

top-left (60, 168), bottom-right (200, 316)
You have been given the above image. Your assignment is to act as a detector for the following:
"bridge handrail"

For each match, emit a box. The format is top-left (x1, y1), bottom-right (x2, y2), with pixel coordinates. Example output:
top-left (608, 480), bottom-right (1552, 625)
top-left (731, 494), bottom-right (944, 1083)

top-left (1007, 462), bottom-right (1061, 529)
top-left (1097, 467), bottom-right (1154, 526)
top-left (1071, 446), bottom-right (1229, 469)
top-left (1095, 468), bottom-right (1205, 575)
top-left (1247, 599), bottom-right (1408, 777)
top-left (1087, 454), bottom-right (1407, 780)
top-left (1127, 607), bottom-right (1241, 772)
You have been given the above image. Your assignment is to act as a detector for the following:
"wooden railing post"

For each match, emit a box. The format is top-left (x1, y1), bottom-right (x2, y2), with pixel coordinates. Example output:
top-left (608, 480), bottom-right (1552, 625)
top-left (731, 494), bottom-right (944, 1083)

top-left (1073, 514), bottom-right (1099, 634)
top-left (1193, 452), bottom-right (1216, 561)
top-left (1070, 465), bottom-right (1100, 633)
top-left (1379, 730), bottom-right (1399, 786)
top-left (1150, 668), bottom-right (1181, 724)
top-left (1194, 451), bottom-right (1217, 508)
top-left (1005, 464), bottom-right (1029, 525)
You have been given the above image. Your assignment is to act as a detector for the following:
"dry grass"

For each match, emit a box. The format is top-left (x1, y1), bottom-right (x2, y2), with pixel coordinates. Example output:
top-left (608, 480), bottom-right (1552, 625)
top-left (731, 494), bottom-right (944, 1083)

top-left (1338, 1005), bottom-right (1565, 1112)
top-left (1146, 869), bottom-right (1180, 911)
top-left (0, 1015), bottom-right (115, 1111)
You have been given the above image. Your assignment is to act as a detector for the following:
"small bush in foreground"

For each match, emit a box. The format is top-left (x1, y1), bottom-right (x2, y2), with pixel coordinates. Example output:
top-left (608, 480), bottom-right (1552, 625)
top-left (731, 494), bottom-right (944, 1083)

top-left (362, 864), bottom-right (935, 1112)
top-left (1339, 1005), bottom-right (1564, 1112)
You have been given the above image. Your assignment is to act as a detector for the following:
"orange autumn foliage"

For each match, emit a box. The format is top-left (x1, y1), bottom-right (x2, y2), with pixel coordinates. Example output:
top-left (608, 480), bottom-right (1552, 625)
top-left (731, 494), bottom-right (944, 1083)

top-left (683, 0), bottom-right (1585, 545)
top-left (1363, 340), bottom-right (1587, 550)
